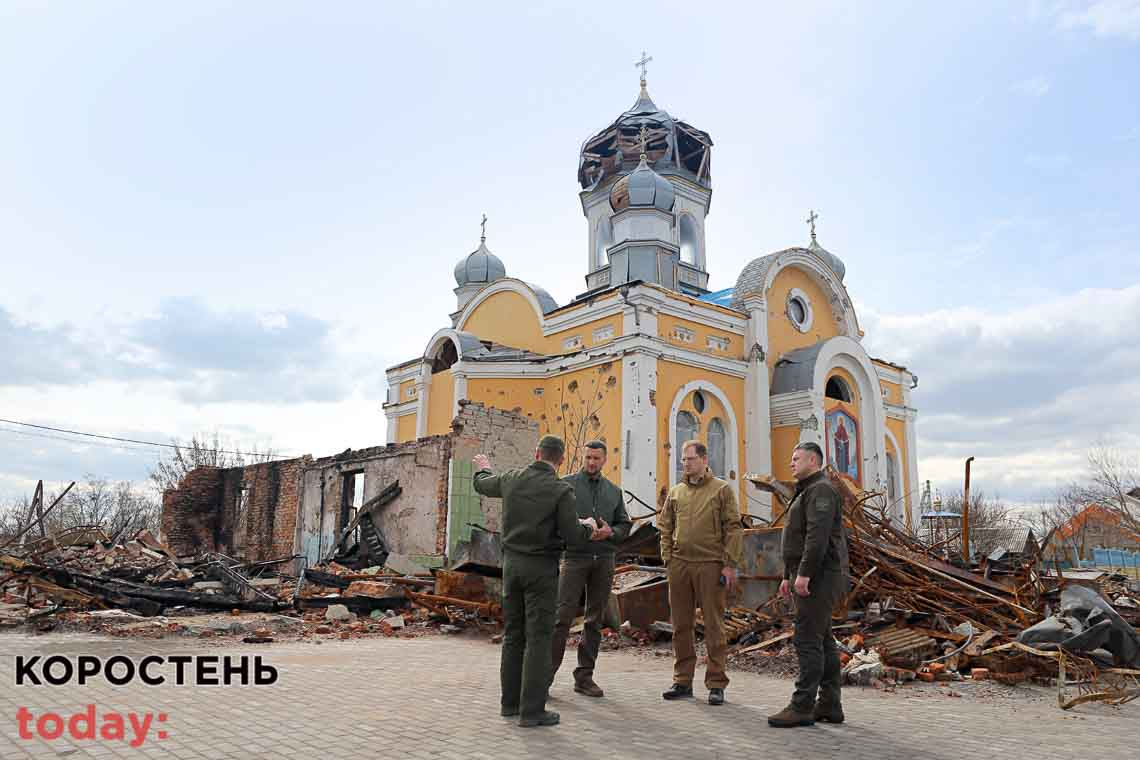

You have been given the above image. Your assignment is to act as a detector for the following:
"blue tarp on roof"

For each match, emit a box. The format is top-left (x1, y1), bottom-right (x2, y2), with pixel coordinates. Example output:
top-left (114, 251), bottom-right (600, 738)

top-left (699, 287), bottom-right (734, 307)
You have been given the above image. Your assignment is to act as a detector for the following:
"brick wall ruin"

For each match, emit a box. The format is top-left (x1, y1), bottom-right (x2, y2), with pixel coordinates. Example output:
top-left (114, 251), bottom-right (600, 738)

top-left (159, 401), bottom-right (541, 565)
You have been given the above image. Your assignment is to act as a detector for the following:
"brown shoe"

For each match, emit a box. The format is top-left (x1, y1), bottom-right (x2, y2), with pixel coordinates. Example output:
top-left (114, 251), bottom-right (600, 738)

top-left (767, 704), bottom-right (815, 728)
top-left (574, 678), bottom-right (604, 698)
top-left (813, 703), bottom-right (844, 723)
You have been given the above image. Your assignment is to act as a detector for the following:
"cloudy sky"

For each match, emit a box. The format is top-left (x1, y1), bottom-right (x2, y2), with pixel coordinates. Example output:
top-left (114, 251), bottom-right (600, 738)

top-left (2, 1), bottom-right (1138, 506)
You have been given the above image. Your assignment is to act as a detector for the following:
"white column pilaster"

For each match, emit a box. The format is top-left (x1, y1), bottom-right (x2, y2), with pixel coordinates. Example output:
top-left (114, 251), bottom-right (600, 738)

top-left (741, 296), bottom-right (772, 514)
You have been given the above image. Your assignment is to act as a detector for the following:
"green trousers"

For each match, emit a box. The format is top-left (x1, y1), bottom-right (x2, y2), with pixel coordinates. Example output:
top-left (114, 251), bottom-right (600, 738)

top-left (501, 551), bottom-right (559, 719)
top-left (791, 570), bottom-right (845, 711)
top-left (550, 554), bottom-right (616, 684)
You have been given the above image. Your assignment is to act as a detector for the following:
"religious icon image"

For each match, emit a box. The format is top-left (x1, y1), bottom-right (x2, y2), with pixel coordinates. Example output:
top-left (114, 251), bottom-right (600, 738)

top-left (826, 408), bottom-right (860, 484)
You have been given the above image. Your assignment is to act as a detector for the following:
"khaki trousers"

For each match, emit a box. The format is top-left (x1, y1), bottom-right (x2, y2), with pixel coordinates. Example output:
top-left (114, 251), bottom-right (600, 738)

top-left (667, 558), bottom-right (728, 689)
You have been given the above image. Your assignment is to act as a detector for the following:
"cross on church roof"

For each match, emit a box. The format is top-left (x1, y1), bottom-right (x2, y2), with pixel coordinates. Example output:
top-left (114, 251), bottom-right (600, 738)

top-left (635, 51), bottom-right (652, 84)
top-left (638, 125), bottom-right (649, 159)
top-left (806, 210), bottom-right (819, 243)
top-left (480, 213), bottom-right (487, 243)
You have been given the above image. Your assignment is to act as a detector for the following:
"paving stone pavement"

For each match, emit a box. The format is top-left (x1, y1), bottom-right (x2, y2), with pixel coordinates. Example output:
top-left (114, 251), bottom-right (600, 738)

top-left (0, 632), bottom-right (1135, 759)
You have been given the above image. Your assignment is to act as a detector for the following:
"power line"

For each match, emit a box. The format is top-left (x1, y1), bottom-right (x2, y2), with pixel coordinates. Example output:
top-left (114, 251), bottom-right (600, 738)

top-left (0, 418), bottom-right (292, 459)
top-left (0, 425), bottom-right (159, 457)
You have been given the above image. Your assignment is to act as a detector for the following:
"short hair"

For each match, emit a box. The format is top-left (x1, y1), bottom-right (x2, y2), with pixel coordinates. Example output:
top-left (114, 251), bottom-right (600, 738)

top-left (681, 439), bottom-right (707, 458)
top-left (584, 440), bottom-right (607, 453)
top-left (794, 442), bottom-right (824, 464)
top-left (538, 434), bottom-right (566, 462)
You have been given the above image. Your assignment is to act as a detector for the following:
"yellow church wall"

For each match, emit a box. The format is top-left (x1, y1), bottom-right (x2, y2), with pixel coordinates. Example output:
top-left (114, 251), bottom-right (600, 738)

top-left (460, 289), bottom-right (625, 356)
top-left (655, 360), bottom-right (746, 509)
top-left (426, 369), bottom-right (456, 437)
top-left (547, 316), bottom-right (622, 352)
top-left (657, 314), bottom-right (741, 359)
top-left (464, 361), bottom-right (624, 479)
top-left (771, 425), bottom-right (802, 482)
top-left (458, 290), bottom-right (548, 353)
top-left (398, 379), bottom-right (417, 403)
top-left (396, 413), bottom-right (417, 443)
top-left (766, 266), bottom-right (841, 364)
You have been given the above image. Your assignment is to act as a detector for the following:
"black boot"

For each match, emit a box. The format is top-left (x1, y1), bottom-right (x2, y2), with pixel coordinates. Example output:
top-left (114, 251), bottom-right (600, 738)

top-left (518, 711), bottom-right (560, 727)
top-left (662, 683), bottom-right (694, 700)
top-left (708, 688), bottom-right (725, 705)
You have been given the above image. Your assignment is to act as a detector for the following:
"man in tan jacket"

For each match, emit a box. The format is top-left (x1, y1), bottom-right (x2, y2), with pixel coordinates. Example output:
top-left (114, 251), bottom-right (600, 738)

top-left (658, 439), bottom-right (743, 705)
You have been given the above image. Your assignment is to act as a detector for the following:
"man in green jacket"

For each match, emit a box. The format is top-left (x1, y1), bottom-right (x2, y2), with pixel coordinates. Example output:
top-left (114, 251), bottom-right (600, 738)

top-left (473, 435), bottom-right (611, 728)
top-left (659, 440), bottom-right (743, 706)
top-left (550, 440), bottom-right (632, 698)
top-left (769, 441), bottom-right (850, 728)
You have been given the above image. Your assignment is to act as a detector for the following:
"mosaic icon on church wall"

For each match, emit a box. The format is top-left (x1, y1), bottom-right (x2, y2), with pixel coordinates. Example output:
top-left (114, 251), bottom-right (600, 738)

top-left (826, 408), bottom-right (860, 485)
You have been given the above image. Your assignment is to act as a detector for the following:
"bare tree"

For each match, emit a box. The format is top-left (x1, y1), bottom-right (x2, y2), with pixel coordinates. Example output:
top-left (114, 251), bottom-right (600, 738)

top-left (1038, 446), bottom-right (1140, 561)
top-left (939, 489), bottom-right (1019, 558)
top-left (148, 431), bottom-right (276, 494)
top-left (541, 363), bottom-right (618, 475)
top-left (1, 477), bottom-right (159, 544)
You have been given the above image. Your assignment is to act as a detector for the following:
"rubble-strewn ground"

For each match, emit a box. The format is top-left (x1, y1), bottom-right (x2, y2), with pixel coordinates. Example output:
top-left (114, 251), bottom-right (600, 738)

top-left (1, 632), bottom-right (1133, 759)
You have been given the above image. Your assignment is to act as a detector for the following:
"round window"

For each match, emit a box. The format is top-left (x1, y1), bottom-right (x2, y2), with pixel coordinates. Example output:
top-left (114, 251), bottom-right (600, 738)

top-left (788, 297), bottom-right (807, 326)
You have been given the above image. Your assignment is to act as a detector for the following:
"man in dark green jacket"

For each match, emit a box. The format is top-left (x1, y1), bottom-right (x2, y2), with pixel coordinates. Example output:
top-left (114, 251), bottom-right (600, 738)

top-left (473, 435), bottom-right (611, 728)
top-left (769, 441), bottom-right (850, 728)
top-left (549, 440), bottom-right (632, 698)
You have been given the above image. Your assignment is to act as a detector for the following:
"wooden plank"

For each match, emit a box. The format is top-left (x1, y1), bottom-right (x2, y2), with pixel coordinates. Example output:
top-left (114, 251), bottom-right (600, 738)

top-left (736, 630), bottom-right (793, 654)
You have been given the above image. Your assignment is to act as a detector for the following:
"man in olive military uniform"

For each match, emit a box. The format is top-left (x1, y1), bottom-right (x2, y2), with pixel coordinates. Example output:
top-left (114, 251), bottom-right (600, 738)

top-left (769, 441), bottom-right (850, 728)
top-left (550, 440), bottom-right (632, 698)
top-left (473, 435), bottom-right (612, 728)
top-left (659, 440), bottom-right (743, 706)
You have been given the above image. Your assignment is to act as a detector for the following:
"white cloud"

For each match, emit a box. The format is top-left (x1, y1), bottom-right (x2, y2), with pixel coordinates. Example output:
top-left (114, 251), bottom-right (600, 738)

top-left (862, 283), bottom-right (1140, 503)
top-left (1058, 1), bottom-right (1140, 40)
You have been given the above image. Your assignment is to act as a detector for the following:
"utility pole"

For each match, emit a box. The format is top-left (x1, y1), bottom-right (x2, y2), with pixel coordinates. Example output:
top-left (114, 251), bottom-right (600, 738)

top-left (962, 457), bottom-right (975, 565)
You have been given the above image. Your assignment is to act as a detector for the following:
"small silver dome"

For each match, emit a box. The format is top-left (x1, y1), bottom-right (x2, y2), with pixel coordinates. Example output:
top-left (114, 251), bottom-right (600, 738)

top-left (609, 156), bottom-right (675, 213)
top-left (454, 239), bottom-right (507, 287)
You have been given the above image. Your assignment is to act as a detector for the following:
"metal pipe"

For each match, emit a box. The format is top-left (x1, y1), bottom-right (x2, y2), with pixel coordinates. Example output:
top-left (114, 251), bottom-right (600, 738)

top-left (962, 457), bottom-right (975, 565)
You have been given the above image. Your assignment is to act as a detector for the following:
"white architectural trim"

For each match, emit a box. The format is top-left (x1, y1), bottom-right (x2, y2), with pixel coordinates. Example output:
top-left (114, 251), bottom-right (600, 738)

top-left (770, 391), bottom-right (815, 427)
top-left (741, 295), bottom-right (773, 512)
top-left (454, 278), bottom-right (548, 332)
top-left (452, 372), bottom-right (468, 421)
top-left (452, 334), bottom-right (747, 380)
top-left (811, 337), bottom-right (889, 492)
top-left (414, 364), bottom-right (430, 439)
top-left (875, 364), bottom-right (906, 384)
top-left (786, 287), bottom-right (814, 333)
top-left (761, 250), bottom-right (860, 339)
top-left (620, 350), bottom-right (659, 516)
top-left (667, 380), bottom-right (740, 487)
top-left (423, 328), bottom-right (465, 363)
top-left (883, 426), bottom-right (906, 522)
top-left (901, 377), bottom-right (920, 532)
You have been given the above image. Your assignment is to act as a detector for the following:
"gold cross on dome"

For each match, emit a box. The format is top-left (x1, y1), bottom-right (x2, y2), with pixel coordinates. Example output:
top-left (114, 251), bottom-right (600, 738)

top-left (635, 51), bottom-right (652, 83)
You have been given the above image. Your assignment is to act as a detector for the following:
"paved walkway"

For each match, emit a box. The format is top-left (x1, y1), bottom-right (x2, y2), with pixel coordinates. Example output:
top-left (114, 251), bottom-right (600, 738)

top-left (1, 632), bottom-right (1134, 759)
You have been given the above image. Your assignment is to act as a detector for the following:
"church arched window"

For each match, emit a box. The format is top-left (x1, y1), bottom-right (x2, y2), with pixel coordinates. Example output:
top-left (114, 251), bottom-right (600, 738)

top-left (886, 451), bottom-right (899, 508)
top-left (707, 417), bottom-right (726, 478)
top-left (675, 411), bottom-right (698, 479)
top-left (826, 375), bottom-right (853, 403)
top-left (595, 217), bottom-right (613, 269)
top-left (679, 214), bottom-right (699, 265)
top-left (430, 340), bottom-right (458, 374)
